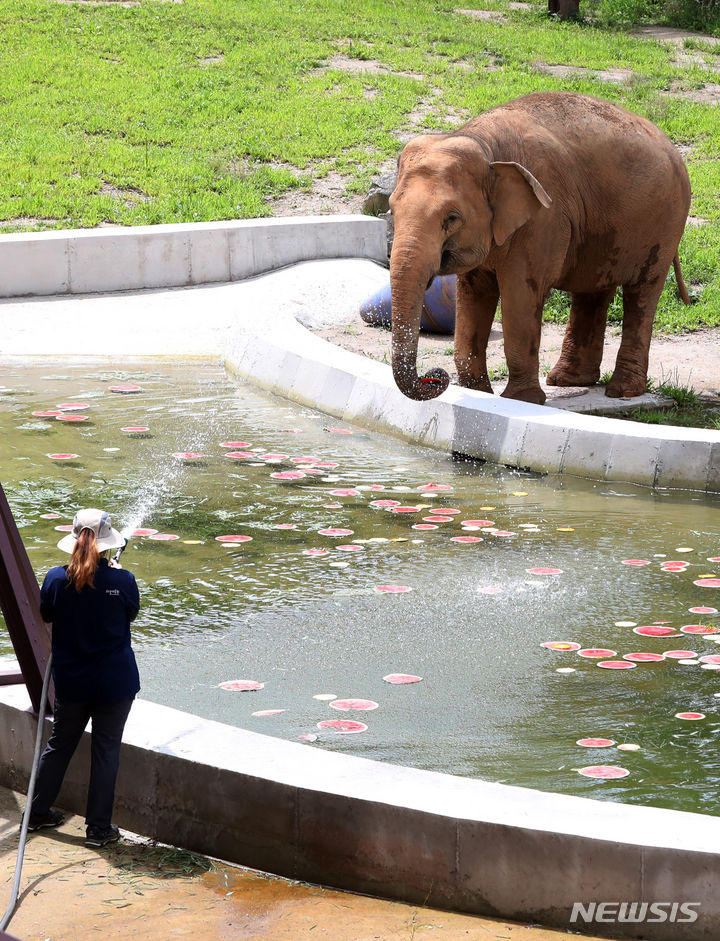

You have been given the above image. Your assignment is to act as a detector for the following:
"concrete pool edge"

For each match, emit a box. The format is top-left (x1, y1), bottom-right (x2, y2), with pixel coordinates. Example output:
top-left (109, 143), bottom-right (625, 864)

top-left (222, 271), bottom-right (720, 494)
top-left (0, 685), bottom-right (718, 940)
top-left (2, 216), bottom-right (719, 491)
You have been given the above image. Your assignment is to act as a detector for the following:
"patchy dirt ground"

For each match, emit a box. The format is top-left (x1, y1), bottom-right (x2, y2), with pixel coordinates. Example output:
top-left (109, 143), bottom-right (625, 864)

top-left (315, 315), bottom-right (720, 398)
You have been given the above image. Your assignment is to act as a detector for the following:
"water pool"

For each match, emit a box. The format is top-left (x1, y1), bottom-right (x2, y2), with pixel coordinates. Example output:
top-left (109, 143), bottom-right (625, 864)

top-left (2, 363), bottom-right (719, 815)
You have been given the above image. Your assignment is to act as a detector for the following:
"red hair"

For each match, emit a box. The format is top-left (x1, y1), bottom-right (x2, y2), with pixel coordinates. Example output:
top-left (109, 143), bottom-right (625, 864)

top-left (66, 528), bottom-right (100, 591)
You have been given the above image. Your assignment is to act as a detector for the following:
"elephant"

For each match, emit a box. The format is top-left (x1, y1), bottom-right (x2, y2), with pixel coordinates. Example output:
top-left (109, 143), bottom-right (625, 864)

top-left (388, 91), bottom-right (691, 405)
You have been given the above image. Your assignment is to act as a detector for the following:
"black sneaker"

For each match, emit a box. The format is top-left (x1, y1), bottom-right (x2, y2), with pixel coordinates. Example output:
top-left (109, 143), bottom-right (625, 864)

top-left (27, 808), bottom-right (65, 831)
top-left (85, 824), bottom-right (120, 848)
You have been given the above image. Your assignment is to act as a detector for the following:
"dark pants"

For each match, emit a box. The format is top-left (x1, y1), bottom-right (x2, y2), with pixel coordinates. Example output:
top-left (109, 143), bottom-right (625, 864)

top-left (31, 697), bottom-right (134, 830)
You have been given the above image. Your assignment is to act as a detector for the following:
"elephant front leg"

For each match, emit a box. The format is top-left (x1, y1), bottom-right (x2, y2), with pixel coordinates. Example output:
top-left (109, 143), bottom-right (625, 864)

top-left (454, 270), bottom-right (499, 394)
top-left (547, 289), bottom-right (616, 387)
top-left (498, 280), bottom-right (547, 405)
top-left (606, 283), bottom-right (661, 398)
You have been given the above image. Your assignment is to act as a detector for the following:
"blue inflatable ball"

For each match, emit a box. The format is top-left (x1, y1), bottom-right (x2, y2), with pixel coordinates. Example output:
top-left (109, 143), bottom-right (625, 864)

top-left (359, 275), bottom-right (456, 335)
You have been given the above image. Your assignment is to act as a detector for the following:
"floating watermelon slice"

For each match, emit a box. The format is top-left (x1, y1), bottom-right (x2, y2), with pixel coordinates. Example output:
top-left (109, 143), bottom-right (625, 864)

top-left (526, 567), bottom-right (563, 576)
top-left (374, 585), bottom-right (412, 593)
top-left (596, 660), bottom-right (637, 669)
top-left (329, 699), bottom-right (379, 711)
top-left (633, 625), bottom-right (677, 637)
top-left (47, 453), bottom-right (79, 461)
top-left (383, 673), bottom-right (422, 684)
top-left (219, 679), bottom-right (264, 691)
top-left (109, 384), bottom-right (142, 393)
top-left (622, 652), bottom-right (665, 662)
top-left (220, 441), bottom-right (252, 448)
top-left (133, 528), bottom-right (158, 537)
top-left (578, 765), bottom-right (629, 779)
top-left (621, 559), bottom-right (651, 566)
top-left (576, 738), bottom-right (615, 748)
top-left (317, 719), bottom-right (367, 733)
top-left (215, 535), bottom-right (253, 543)
top-left (675, 712), bottom-right (705, 720)
top-left (318, 528), bottom-right (353, 537)
top-left (578, 648), bottom-right (617, 658)
top-left (271, 471), bottom-right (306, 480)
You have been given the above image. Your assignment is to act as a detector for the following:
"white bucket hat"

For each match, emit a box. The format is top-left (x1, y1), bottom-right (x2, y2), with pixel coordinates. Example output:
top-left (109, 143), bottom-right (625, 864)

top-left (57, 508), bottom-right (125, 554)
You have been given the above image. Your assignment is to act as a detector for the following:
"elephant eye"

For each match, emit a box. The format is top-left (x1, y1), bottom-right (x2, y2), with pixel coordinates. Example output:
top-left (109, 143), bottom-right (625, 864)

top-left (444, 211), bottom-right (461, 229)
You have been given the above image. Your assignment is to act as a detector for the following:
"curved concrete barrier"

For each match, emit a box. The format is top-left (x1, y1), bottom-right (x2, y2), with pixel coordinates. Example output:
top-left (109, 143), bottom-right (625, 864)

top-left (1, 217), bottom-right (717, 491)
top-left (0, 685), bottom-right (718, 940)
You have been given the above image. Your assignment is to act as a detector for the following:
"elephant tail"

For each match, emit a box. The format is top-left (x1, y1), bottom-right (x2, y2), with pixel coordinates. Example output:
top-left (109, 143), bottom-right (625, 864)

top-left (673, 254), bottom-right (691, 305)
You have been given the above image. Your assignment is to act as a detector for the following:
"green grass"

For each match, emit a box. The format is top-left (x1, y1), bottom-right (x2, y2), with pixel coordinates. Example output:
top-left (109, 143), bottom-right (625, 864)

top-left (592, 371), bottom-right (720, 427)
top-left (3, 0), bottom-right (720, 331)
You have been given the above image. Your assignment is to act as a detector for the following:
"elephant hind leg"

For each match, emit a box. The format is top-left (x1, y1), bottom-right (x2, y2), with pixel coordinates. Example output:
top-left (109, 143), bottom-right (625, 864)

top-left (547, 289), bottom-right (616, 387)
top-left (605, 281), bottom-right (662, 399)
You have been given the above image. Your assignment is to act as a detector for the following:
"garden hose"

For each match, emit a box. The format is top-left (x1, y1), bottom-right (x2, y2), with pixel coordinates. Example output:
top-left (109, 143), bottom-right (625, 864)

top-left (0, 653), bottom-right (53, 932)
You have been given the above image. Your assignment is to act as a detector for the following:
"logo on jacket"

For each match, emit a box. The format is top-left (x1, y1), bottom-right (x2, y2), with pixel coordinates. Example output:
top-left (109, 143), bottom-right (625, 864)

top-left (105, 589), bottom-right (120, 596)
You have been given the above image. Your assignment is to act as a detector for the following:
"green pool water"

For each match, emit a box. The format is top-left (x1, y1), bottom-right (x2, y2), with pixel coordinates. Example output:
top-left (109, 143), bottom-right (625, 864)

top-left (1, 363), bottom-right (719, 815)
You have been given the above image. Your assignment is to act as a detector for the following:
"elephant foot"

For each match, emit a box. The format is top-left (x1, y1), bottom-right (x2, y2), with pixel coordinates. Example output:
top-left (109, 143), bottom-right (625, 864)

top-left (501, 383), bottom-right (546, 405)
top-left (547, 362), bottom-right (600, 387)
top-left (458, 374), bottom-right (493, 395)
top-left (605, 369), bottom-right (648, 399)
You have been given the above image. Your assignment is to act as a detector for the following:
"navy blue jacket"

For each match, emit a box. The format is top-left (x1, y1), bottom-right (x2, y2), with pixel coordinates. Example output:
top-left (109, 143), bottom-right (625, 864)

top-left (40, 558), bottom-right (141, 703)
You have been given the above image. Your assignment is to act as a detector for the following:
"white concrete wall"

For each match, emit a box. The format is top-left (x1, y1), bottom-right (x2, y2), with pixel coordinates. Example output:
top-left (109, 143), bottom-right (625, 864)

top-left (1, 686), bottom-right (718, 940)
top-left (0, 217), bottom-right (387, 297)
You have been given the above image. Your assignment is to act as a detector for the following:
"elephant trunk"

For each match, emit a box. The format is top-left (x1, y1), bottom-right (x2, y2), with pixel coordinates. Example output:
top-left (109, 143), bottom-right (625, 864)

top-left (389, 234), bottom-right (450, 401)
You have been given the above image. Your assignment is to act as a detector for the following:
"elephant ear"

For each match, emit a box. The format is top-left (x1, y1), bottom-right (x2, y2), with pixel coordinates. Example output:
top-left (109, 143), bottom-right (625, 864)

top-left (489, 161), bottom-right (552, 247)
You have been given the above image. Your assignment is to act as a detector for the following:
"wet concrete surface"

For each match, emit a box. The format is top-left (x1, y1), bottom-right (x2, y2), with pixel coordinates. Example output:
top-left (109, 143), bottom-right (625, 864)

top-left (0, 787), bottom-right (617, 941)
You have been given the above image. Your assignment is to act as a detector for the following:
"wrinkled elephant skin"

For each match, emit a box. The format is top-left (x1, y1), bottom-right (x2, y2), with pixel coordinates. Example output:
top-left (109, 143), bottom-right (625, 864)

top-left (388, 92), bottom-right (691, 405)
